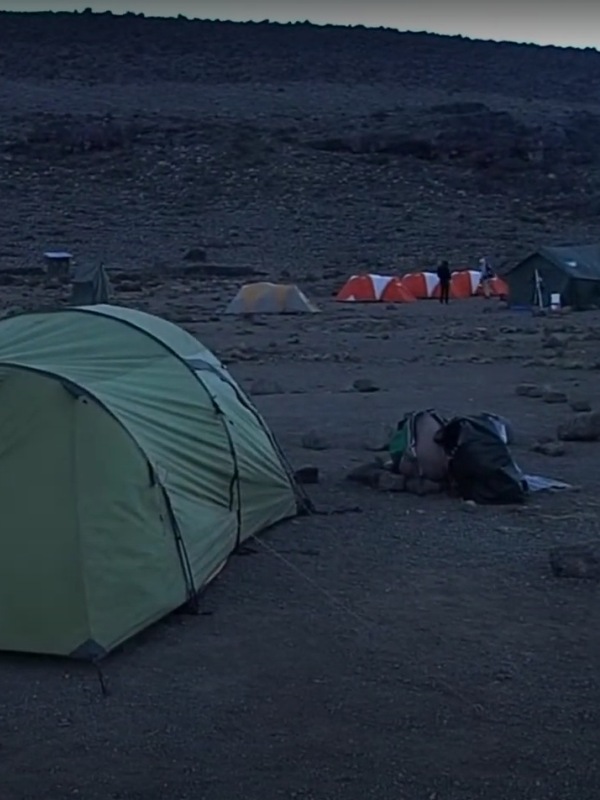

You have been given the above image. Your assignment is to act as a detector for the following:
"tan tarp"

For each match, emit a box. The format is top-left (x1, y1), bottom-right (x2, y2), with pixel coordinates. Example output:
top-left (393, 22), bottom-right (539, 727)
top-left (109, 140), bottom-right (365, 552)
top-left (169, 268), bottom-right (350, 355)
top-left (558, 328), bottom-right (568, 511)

top-left (225, 282), bottom-right (319, 314)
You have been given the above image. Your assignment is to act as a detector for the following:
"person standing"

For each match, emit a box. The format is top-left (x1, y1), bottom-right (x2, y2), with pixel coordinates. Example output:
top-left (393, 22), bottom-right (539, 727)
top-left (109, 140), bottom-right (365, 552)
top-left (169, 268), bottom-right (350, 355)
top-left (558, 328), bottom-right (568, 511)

top-left (479, 257), bottom-right (494, 299)
top-left (437, 260), bottom-right (451, 304)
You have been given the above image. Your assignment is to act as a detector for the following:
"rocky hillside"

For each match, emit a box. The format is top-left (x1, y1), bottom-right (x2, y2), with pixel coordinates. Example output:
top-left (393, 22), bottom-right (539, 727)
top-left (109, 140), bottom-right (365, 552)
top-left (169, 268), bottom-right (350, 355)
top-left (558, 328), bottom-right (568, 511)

top-left (0, 11), bottom-right (599, 280)
top-left (0, 11), bottom-right (598, 100)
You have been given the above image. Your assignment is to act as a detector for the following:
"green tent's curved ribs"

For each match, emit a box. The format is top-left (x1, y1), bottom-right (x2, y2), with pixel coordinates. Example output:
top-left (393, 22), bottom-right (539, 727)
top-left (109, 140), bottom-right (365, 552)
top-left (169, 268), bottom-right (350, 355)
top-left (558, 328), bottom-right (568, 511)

top-left (0, 361), bottom-right (199, 609)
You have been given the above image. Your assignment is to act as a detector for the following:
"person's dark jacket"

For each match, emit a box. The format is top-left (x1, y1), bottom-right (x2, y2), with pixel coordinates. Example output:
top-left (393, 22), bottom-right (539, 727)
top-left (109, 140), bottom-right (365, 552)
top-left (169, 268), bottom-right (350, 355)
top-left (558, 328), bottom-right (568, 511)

top-left (437, 262), bottom-right (451, 284)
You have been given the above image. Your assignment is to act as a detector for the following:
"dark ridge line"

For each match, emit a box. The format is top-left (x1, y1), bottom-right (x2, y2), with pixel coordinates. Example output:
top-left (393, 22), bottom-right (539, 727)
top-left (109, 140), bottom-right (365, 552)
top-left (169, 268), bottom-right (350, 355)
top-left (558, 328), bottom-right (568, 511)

top-left (0, 10), bottom-right (597, 57)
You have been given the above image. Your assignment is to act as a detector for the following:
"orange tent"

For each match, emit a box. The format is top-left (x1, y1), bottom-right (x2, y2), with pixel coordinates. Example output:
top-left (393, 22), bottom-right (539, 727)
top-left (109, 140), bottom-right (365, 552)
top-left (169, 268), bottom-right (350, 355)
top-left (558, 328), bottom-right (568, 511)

top-left (432, 269), bottom-right (481, 300)
top-left (401, 271), bottom-right (439, 299)
top-left (380, 278), bottom-right (417, 303)
top-left (335, 274), bottom-right (396, 302)
top-left (476, 276), bottom-right (509, 298)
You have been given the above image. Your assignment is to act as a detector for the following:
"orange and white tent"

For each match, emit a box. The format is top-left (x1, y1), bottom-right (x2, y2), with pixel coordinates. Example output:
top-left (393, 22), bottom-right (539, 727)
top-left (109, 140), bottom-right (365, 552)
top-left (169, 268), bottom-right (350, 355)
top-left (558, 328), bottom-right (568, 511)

top-left (336, 269), bottom-right (506, 305)
top-left (380, 278), bottom-right (417, 303)
top-left (401, 271), bottom-right (440, 299)
top-left (476, 275), bottom-right (509, 298)
top-left (432, 269), bottom-right (481, 300)
top-left (336, 274), bottom-right (415, 303)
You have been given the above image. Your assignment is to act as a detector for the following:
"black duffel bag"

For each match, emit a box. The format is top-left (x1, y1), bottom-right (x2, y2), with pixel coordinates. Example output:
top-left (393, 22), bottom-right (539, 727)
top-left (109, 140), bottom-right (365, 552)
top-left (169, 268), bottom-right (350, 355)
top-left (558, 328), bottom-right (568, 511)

top-left (435, 416), bottom-right (527, 505)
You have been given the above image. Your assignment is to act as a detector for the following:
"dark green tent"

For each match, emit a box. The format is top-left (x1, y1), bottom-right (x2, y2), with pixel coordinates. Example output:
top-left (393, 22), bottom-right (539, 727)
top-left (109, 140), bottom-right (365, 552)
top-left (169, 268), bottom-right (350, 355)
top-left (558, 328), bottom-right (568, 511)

top-left (506, 244), bottom-right (600, 310)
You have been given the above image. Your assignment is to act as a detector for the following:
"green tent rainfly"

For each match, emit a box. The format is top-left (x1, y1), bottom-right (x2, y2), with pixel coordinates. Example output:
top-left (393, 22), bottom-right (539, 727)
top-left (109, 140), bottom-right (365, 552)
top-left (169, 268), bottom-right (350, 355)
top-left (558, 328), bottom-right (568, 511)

top-left (506, 244), bottom-right (600, 310)
top-left (0, 305), bottom-right (303, 660)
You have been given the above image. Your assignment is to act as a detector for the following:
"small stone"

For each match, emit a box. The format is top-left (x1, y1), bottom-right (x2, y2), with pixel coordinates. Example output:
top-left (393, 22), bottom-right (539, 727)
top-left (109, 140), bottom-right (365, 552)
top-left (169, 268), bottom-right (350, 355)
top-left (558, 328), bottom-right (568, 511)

top-left (462, 499), bottom-right (478, 512)
top-left (183, 247), bottom-right (207, 262)
top-left (301, 431), bottom-right (331, 451)
top-left (557, 411), bottom-right (600, 442)
top-left (346, 460), bottom-right (386, 487)
top-left (249, 378), bottom-right (284, 396)
top-left (542, 390), bottom-right (568, 404)
top-left (293, 466), bottom-right (319, 485)
top-left (361, 423), bottom-right (395, 452)
top-left (549, 543), bottom-right (600, 579)
top-left (352, 378), bottom-right (380, 393)
top-left (377, 472), bottom-right (406, 493)
top-left (570, 399), bottom-right (592, 412)
top-left (531, 441), bottom-right (566, 457)
top-left (515, 383), bottom-right (543, 398)
top-left (543, 333), bottom-right (572, 349)
top-left (560, 359), bottom-right (585, 370)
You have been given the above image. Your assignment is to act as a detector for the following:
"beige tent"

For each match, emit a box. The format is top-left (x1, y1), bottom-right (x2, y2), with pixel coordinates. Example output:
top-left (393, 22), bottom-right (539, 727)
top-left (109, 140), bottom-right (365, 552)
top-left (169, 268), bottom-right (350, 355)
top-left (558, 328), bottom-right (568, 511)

top-left (225, 282), bottom-right (319, 314)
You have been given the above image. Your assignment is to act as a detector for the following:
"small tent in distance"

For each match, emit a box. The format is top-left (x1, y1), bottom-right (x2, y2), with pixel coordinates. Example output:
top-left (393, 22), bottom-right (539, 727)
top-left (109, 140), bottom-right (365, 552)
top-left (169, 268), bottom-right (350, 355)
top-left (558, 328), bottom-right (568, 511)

top-left (335, 274), bottom-right (416, 303)
top-left (380, 278), bottom-right (417, 303)
top-left (401, 271), bottom-right (440, 300)
top-left (432, 269), bottom-right (481, 300)
top-left (0, 305), bottom-right (304, 659)
top-left (70, 261), bottom-right (111, 305)
top-left (225, 282), bottom-right (319, 314)
top-left (476, 275), bottom-right (509, 299)
top-left (506, 244), bottom-right (600, 310)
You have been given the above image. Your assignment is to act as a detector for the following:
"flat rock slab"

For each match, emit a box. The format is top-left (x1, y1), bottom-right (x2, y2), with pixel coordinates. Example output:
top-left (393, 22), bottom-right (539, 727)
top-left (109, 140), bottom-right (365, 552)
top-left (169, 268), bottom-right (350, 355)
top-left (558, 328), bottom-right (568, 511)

top-left (346, 460), bottom-right (386, 488)
top-left (570, 399), bottom-right (592, 412)
top-left (549, 543), bottom-right (600, 579)
top-left (542, 390), bottom-right (568, 404)
top-left (352, 378), bottom-right (380, 393)
top-left (531, 441), bottom-right (567, 457)
top-left (515, 383), bottom-right (544, 398)
top-left (557, 412), bottom-right (600, 442)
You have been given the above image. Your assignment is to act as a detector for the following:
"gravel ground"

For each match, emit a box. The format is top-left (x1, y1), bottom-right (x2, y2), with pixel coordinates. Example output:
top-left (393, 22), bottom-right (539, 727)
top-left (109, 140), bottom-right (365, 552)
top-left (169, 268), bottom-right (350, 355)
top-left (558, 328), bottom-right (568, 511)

top-left (2, 294), bottom-right (600, 800)
top-left (1, 13), bottom-right (600, 800)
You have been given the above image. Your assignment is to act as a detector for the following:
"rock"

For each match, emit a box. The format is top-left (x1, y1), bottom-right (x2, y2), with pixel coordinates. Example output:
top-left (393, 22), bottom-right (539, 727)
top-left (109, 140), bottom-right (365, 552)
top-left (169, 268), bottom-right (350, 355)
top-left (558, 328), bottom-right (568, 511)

top-left (559, 359), bottom-right (585, 371)
top-left (557, 411), bottom-right (600, 442)
top-left (117, 279), bottom-right (142, 292)
top-left (346, 460), bottom-right (386, 487)
top-left (531, 441), bottom-right (566, 457)
top-left (470, 356), bottom-right (493, 364)
top-left (377, 472), bottom-right (406, 493)
top-left (301, 431), bottom-right (331, 451)
top-left (352, 378), bottom-right (380, 393)
top-left (405, 477), bottom-right (444, 496)
top-left (549, 543), bottom-right (600, 579)
top-left (224, 347), bottom-right (258, 363)
top-left (183, 247), bottom-right (207, 262)
top-left (570, 399), bottom-right (592, 412)
top-left (361, 423), bottom-right (395, 452)
top-left (249, 378), bottom-right (284, 396)
top-left (543, 332), bottom-right (572, 349)
top-left (515, 383), bottom-right (543, 398)
top-left (542, 389), bottom-right (568, 404)
top-left (462, 499), bottom-right (478, 512)
top-left (293, 466), bottom-right (319, 485)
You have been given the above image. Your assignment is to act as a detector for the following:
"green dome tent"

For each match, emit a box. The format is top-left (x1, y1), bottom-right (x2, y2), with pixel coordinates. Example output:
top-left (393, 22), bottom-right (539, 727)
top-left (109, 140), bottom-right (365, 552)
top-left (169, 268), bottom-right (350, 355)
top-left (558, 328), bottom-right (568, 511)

top-left (0, 305), bottom-right (302, 659)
